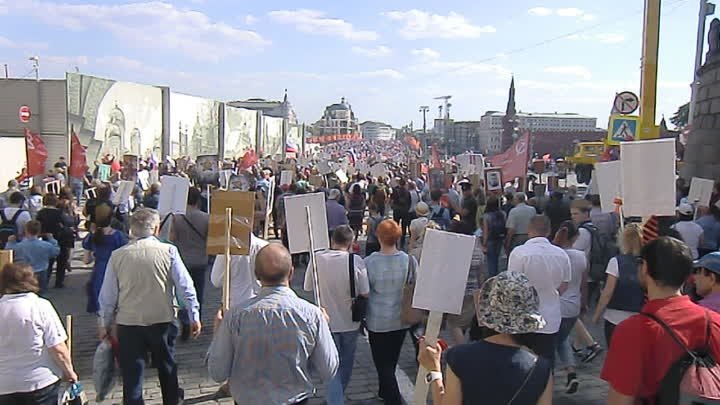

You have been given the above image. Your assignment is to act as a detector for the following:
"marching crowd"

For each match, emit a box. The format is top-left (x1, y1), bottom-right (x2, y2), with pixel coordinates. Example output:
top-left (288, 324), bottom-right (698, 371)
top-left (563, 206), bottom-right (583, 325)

top-left (1, 145), bottom-right (720, 405)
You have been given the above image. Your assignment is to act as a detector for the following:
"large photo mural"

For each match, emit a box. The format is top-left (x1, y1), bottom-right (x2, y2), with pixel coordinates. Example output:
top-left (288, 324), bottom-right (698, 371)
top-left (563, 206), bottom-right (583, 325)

top-left (262, 116), bottom-right (283, 158)
top-left (66, 73), bottom-right (162, 163)
top-left (224, 106), bottom-right (257, 159)
top-left (170, 92), bottom-right (219, 158)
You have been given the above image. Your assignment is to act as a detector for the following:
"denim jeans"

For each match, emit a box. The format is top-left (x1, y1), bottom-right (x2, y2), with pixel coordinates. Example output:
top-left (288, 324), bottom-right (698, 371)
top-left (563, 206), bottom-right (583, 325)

top-left (117, 322), bottom-right (180, 405)
top-left (486, 239), bottom-right (502, 277)
top-left (70, 177), bottom-right (83, 205)
top-left (326, 329), bottom-right (360, 405)
top-left (34, 271), bottom-right (48, 296)
top-left (0, 380), bottom-right (60, 405)
top-left (555, 316), bottom-right (578, 370)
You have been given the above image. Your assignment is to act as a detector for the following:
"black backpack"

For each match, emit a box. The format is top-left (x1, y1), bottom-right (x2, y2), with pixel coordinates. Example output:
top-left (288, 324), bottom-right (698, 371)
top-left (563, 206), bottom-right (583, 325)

top-left (641, 311), bottom-right (720, 405)
top-left (0, 209), bottom-right (24, 248)
top-left (580, 222), bottom-right (618, 282)
top-left (488, 212), bottom-right (507, 240)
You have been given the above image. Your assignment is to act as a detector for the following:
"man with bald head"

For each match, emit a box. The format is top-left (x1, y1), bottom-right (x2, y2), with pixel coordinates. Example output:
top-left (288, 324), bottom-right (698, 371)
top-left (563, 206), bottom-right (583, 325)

top-left (507, 215), bottom-right (572, 368)
top-left (207, 244), bottom-right (338, 405)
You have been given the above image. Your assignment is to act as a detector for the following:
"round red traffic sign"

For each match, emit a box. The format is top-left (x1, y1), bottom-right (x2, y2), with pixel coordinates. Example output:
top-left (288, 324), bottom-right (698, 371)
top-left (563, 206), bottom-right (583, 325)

top-left (19, 105), bottom-right (31, 123)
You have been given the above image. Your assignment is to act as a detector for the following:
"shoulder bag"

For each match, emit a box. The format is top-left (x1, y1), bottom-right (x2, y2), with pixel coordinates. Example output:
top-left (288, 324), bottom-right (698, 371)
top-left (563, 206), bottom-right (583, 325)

top-left (401, 255), bottom-right (425, 325)
top-left (349, 253), bottom-right (367, 322)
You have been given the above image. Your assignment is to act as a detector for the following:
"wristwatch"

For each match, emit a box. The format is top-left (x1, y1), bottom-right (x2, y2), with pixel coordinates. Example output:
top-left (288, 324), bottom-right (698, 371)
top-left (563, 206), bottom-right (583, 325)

top-left (425, 371), bottom-right (443, 384)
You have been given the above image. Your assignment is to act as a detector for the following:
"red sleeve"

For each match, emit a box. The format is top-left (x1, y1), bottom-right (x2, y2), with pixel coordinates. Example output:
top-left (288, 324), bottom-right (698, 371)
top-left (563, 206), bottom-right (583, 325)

top-left (600, 318), bottom-right (648, 397)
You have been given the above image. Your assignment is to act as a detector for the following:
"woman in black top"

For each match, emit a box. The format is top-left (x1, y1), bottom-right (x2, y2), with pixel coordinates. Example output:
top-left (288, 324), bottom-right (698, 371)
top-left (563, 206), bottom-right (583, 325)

top-left (419, 272), bottom-right (553, 405)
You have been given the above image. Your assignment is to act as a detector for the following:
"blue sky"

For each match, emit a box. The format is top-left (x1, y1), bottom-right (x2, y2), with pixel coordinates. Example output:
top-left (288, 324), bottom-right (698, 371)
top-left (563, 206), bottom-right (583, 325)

top-left (0, 0), bottom-right (698, 128)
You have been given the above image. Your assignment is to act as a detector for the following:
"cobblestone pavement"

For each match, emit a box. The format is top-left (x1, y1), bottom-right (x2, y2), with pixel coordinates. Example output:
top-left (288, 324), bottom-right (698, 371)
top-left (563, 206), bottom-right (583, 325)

top-left (48, 245), bottom-right (609, 405)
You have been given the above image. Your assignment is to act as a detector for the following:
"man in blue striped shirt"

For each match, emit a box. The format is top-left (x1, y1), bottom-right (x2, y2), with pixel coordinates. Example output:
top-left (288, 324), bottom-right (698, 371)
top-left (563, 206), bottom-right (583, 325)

top-left (208, 244), bottom-right (338, 405)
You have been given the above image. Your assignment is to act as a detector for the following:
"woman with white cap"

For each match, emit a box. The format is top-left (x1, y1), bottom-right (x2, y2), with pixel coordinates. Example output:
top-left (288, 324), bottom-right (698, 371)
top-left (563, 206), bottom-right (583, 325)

top-left (407, 202), bottom-right (438, 262)
top-left (672, 203), bottom-right (704, 259)
top-left (419, 272), bottom-right (553, 405)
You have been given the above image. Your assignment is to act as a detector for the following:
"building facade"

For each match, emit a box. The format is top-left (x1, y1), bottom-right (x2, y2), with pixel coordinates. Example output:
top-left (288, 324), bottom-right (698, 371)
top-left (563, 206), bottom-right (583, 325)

top-left (448, 121), bottom-right (481, 156)
top-left (360, 121), bottom-right (396, 141)
top-left (312, 97), bottom-right (359, 137)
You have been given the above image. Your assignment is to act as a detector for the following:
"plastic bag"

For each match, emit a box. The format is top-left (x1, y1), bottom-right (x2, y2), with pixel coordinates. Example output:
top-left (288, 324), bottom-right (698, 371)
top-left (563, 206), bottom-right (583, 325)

top-left (92, 337), bottom-right (117, 401)
top-left (58, 382), bottom-right (88, 405)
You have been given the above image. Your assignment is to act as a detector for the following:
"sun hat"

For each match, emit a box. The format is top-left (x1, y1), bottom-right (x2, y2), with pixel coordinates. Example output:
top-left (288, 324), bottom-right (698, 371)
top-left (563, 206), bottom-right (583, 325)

top-left (476, 272), bottom-right (546, 334)
top-left (415, 202), bottom-right (430, 217)
top-left (677, 203), bottom-right (694, 216)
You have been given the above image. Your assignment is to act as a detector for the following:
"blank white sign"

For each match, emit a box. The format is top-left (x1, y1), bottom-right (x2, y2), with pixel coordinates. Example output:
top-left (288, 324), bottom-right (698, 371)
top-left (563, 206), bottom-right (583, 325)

top-left (284, 193), bottom-right (330, 254)
top-left (158, 176), bottom-right (190, 217)
top-left (595, 161), bottom-right (622, 213)
top-left (280, 170), bottom-right (294, 186)
top-left (112, 181), bottom-right (135, 205)
top-left (689, 177), bottom-right (715, 207)
top-left (412, 229), bottom-right (476, 315)
top-left (620, 139), bottom-right (676, 217)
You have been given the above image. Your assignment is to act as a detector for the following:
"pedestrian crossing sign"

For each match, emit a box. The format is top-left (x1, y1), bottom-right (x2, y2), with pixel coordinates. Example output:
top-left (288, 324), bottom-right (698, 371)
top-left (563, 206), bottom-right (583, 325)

top-left (607, 115), bottom-right (639, 145)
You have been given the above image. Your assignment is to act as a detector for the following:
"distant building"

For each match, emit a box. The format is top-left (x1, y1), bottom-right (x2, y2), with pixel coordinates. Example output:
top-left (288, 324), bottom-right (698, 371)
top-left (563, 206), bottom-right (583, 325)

top-left (311, 97), bottom-right (359, 137)
top-left (360, 121), bottom-right (396, 141)
top-left (448, 121), bottom-right (481, 156)
top-left (227, 90), bottom-right (298, 124)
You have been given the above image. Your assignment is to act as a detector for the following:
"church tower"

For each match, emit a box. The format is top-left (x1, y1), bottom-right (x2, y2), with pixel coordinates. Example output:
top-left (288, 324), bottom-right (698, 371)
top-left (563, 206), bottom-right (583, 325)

top-left (501, 76), bottom-right (518, 152)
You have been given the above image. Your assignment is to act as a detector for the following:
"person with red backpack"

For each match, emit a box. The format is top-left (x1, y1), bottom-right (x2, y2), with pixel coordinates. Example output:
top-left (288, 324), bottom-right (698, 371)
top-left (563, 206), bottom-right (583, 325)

top-left (602, 236), bottom-right (720, 405)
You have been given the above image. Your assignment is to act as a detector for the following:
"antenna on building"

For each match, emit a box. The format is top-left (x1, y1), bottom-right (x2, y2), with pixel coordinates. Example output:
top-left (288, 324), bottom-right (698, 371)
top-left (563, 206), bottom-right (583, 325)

top-left (434, 95), bottom-right (452, 120)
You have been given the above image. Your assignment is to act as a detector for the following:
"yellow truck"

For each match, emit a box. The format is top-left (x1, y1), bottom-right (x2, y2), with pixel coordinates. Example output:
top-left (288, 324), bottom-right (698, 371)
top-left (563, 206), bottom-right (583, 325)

top-left (564, 142), bottom-right (607, 184)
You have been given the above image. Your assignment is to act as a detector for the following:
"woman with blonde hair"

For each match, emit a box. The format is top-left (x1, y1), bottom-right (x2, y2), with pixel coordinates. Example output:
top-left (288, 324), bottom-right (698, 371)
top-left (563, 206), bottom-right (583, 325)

top-left (592, 223), bottom-right (645, 345)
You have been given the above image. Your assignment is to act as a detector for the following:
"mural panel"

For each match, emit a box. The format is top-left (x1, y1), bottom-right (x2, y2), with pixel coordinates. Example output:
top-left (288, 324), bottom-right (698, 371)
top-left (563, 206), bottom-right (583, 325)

top-left (170, 92), bottom-right (219, 158)
top-left (66, 73), bottom-right (162, 163)
top-left (224, 106), bottom-right (257, 159)
top-left (262, 116), bottom-right (283, 158)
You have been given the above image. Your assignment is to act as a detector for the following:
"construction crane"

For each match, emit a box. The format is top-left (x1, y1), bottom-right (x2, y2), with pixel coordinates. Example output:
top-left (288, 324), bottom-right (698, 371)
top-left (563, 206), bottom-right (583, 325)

top-left (434, 95), bottom-right (452, 120)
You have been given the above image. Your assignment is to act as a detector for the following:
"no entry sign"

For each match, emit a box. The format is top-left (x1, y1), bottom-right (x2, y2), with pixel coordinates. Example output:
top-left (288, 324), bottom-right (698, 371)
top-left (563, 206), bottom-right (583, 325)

top-left (19, 105), bottom-right (31, 123)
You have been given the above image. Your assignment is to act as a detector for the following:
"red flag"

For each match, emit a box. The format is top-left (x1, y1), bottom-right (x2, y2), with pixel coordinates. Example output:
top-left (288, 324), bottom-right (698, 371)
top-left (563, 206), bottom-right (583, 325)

top-left (69, 129), bottom-right (89, 178)
top-left (24, 128), bottom-right (48, 176)
top-left (489, 132), bottom-right (530, 181)
top-left (431, 144), bottom-right (441, 169)
top-left (240, 149), bottom-right (258, 170)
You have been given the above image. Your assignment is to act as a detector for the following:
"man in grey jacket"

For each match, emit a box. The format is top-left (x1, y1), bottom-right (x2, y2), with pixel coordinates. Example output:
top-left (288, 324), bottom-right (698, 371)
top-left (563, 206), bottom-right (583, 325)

top-left (99, 208), bottom-right (200, 405)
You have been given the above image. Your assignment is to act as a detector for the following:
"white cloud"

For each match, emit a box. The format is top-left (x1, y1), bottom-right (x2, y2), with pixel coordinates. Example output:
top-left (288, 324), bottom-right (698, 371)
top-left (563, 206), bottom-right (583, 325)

top-left (581, 14), bottom-right (596, 21)
top-left (352, 45), bottom-right (392, 58)
top-left (528, 7), bottom-right (553, 16)
top-left (44, 55), bottom-right (89, 67)
top-left (268, 9), bottom-right (378, 41)
top-left (544, 65), bottom-right (593, 80)
top-left (382, 9), bottom-right (496, 39)
top-left (9, 1), bottom-right (269, 62)
top-left (411, 60), bottom-right (510, 78)
top-left (567, 33), bottom-right (625, 43)
top-left (357, 69), bottom-right (405, 80)
top-left (244, 14), bottom-right (257, 25)
top-left (0, 36), bottom-right (47, 50)
top-left (411, 48), bottom-right (440, 59)
top-left (556, 8), bottom-right (584, 17)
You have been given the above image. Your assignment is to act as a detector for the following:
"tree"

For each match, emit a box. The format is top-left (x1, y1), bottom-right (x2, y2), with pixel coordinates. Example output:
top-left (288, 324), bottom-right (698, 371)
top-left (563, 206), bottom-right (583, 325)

top-left (670, 102), bottom-right (689, 129)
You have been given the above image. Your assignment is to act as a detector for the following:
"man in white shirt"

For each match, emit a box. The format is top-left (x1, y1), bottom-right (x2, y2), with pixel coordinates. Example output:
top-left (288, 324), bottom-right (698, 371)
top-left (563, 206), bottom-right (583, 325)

top-left (570, 200), bottom-right (593, 258)
top-left (507, 214), bottom-right (571, 368)
top-left (304, 225), bottom-right (368, 405)
top-left (210, 234), bottom-right (270, 306)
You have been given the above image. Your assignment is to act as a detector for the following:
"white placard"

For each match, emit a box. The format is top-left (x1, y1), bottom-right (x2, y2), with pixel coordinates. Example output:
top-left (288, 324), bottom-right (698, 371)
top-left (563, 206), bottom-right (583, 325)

top-left (335, 169), bottom-right (348, 183)
top-left (317, 161), bottom-right (333, 175)
top-left (595, 161), bottom-right (622, 213)
top-left (280, 170), bottom-right (294, 186)
top-left (158, 176), bottom-right (190, 217)
top-left (284, 193), bottom-right (330, 254)
top-left (370, 163), bottom-right (387, 178)
top-left (620, 139), bottom-right (676, 217)
top-left (689, 177), bottom-right (715, 207)
top-left (112, 181), bottom-right (135, 205)
top-left (412, 229), bottom-right (476, 314)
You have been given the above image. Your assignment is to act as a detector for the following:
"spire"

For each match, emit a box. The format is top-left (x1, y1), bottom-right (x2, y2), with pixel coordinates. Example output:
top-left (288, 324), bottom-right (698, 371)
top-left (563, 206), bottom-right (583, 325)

top-left (505, 76), bottom-right (516, 116)
top-left (283, 88), bottom-right (288, 103)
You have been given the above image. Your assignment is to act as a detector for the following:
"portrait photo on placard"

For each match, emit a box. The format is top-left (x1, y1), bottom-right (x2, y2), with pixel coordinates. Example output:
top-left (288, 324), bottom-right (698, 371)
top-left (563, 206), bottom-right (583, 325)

top-left (485, 168), bottom-right (503, 192)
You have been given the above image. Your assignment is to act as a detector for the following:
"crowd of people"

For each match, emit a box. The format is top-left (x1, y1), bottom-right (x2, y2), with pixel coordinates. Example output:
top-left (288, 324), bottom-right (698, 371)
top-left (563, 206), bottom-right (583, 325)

top-left (1, 142), bottom-right (720, 405)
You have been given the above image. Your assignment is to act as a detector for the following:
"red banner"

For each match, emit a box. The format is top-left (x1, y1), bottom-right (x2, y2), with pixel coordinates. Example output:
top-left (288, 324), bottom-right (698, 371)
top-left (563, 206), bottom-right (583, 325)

top-left (240, 149), bottom-right (258, 170)
top-left (489, 132), bottom-right (530, 181)
top-left (69, 129), bottom-right (89, 178)
top-left (24, 128), bottom-right (48, 176)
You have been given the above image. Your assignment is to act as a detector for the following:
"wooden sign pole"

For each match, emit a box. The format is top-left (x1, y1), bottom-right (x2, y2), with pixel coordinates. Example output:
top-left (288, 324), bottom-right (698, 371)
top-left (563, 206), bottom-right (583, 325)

top-left (223, 207), bottom-right (232, 311)
top-left (206, 184), bottom-right (211, 213)
top-left (0, 250), bottom-right (13, 272)
top-left (412, 311), bottom-right (443, 405)
top-left (306, 206), bottom-right (322, 307)
top-left (65, 315), bottom-right (72, 358)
